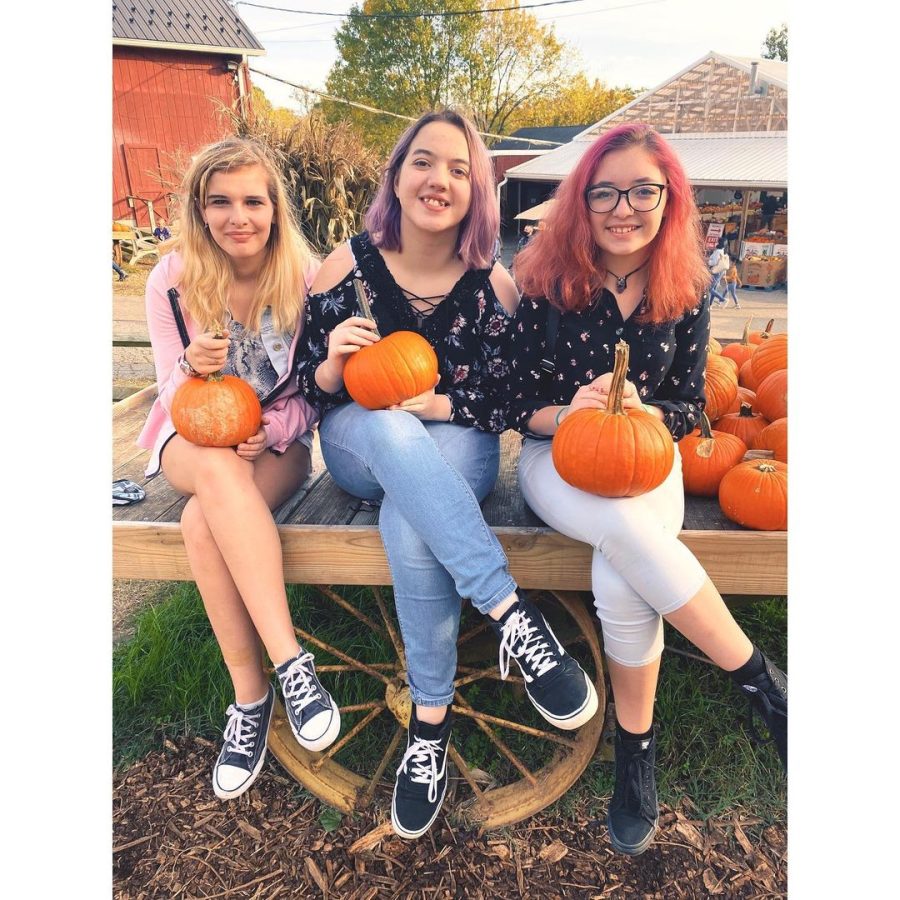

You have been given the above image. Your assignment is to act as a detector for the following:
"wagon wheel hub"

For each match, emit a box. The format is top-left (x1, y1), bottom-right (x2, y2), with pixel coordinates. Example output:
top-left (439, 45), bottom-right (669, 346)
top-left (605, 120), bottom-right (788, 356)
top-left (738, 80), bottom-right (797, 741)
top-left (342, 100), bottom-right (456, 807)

top-left (385, 679), bottom-right (412, 728)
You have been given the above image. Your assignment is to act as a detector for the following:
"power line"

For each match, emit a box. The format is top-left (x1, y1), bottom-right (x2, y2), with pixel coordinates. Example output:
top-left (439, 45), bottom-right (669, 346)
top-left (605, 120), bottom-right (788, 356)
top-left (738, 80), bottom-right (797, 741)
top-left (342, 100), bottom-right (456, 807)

top-left (237, 1), bottom-right (589, 19)
top-left (248, 66), bottom-right (565, 146)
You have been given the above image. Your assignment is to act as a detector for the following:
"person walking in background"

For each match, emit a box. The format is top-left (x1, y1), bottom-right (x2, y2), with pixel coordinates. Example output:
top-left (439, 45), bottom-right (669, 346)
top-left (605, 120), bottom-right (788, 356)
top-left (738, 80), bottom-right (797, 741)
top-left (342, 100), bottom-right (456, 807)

top-left (137, 137), bottom-right (341, 801)
top-left (707, 235), bottom-right (729, 305)
top-left (113, 260), bottom-right (128, 281)
top-left (724, 258), bottom-right (742, 308)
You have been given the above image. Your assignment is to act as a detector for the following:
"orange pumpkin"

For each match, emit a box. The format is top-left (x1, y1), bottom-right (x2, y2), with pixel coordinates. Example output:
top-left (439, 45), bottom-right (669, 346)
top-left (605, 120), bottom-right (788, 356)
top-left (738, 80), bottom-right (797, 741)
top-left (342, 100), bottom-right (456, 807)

top-left (719, 459), bottom-right (788, 531)
top-left (748, 318), bottom-right (776, 344)
top-left (707, 337), bottom-right (722, 355)
top-left (713, 402), bottom-right (769, 445)
top-left (680, 413), bottom-right (748, 497)
top-left (171, 372), bottom-right (262, 447)
top-left (755, 369), bottom-right (787, 422)
top-left (750, 333), bottom-right (787, 383)
top-left (739, 357), bottom-right (761, 391)
top-left (343, 330), bottom-right (439, 410)
top-left (752, 417), bottom-right (788, 463)
top-left (703, 354), bottom-right (739, 422)
top-left (724, 387), bottom-right (757, 416)
top-left (721, 318), bottom-right (757, 368)
top-left (552, 341), bottom-right (674, 497)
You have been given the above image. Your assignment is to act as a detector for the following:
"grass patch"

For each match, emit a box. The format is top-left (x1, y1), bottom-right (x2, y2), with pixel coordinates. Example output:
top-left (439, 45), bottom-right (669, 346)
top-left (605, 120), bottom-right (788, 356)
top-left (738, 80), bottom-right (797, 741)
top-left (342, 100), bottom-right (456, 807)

top-left (114, 585), bottom-right (786, 824)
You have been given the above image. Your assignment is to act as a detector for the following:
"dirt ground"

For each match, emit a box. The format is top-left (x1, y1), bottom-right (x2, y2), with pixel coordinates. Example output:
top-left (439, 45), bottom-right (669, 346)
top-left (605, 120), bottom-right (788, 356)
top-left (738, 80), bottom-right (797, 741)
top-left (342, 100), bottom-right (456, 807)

top-left (113, 580), bottom-right (171, 644)
top-left (114, 736), bottom-right (786, 899)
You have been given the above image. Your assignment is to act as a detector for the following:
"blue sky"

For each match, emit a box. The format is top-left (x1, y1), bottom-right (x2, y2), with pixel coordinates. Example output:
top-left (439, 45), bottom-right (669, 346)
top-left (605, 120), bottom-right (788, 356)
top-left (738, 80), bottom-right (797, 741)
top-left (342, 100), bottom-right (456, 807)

top-left (233, 0), bottom-right (788, 112)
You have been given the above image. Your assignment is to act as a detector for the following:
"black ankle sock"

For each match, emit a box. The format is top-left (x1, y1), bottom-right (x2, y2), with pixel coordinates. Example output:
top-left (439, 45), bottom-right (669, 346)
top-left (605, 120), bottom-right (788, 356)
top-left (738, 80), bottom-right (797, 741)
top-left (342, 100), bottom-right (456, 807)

top-left (729, 645), bottom-right (765, 683)
top-left (616, 721), bottom-right (653, 743)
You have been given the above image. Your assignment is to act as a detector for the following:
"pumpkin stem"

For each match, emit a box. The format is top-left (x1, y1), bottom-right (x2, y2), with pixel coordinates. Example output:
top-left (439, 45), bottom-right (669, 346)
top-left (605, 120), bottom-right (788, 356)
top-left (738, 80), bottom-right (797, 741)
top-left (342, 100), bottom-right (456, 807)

top-left (741, 317), bottom-right (753, 345)
top-left (696, 412), bottom-right (714, 458)
top-left (759, 318), bottom-right (775, 341)
top-left (757, 462), bottom-right (777, 473)
top-left (738, 402), bottom-right (754, 417)
top-left (609, 340), bottom-right (630, 416)
top-left (353, 279), bottom-right (382, 339)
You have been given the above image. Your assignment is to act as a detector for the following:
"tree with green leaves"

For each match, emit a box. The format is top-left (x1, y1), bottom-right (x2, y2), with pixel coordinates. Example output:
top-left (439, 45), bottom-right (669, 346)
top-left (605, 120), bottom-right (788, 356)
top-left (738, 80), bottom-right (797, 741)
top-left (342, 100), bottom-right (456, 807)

top-left (324, 0), bottom-right (603, 151)
top-left (762, 23), bottom-right (787, 61)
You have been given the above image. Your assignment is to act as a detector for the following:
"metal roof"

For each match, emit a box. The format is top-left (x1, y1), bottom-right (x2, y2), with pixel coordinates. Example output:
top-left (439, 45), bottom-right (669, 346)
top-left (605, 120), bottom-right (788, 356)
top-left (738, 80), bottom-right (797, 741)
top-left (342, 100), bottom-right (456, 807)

top-left (112, 0), bottom-right (265, 55)
top-left (504, 131), bottom-right (787, 189)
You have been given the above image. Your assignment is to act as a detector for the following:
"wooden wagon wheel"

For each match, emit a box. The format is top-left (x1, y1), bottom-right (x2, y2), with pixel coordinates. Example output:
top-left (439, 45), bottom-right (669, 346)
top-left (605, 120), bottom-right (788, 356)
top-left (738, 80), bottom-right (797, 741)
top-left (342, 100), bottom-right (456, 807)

top-left (268, 587), bottom-right (606, 832)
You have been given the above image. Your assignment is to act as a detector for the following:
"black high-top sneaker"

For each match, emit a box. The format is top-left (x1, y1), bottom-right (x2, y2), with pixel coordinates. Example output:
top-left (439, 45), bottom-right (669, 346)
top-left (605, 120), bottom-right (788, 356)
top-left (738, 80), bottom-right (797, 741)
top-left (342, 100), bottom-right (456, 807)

top-left (391, 708), bottom-right (453, 839)
top-left (607, 726), bottom-right (659, 856)
top-left (734, 653), bottom-right (787, 771)
top-left (212, 684), bottom-right (275, 800)
top-left (275, 650), bottom-right (341, 753)
top-left (493, 594), bottom-right (598, 730)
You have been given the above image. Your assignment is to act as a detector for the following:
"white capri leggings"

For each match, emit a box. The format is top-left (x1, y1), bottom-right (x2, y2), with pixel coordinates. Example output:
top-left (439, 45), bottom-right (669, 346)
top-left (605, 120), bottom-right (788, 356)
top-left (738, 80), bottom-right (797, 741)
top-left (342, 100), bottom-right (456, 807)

top-left (518, 438), bottom-right (707, 667)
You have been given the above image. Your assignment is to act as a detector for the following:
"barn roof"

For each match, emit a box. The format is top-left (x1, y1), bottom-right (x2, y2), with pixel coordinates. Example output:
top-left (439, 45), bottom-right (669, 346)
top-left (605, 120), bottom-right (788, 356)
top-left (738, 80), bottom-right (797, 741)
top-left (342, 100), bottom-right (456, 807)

top-left (112, 0), bottom-right (265, 56)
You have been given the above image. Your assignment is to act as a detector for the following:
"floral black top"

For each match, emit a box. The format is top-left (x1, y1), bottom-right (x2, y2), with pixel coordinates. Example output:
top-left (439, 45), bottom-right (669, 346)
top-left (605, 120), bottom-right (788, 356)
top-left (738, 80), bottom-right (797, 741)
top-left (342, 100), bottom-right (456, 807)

top-left (296, 231), bottom-right (513, 433)
top-left (505, 290), bottom-right (711, 441)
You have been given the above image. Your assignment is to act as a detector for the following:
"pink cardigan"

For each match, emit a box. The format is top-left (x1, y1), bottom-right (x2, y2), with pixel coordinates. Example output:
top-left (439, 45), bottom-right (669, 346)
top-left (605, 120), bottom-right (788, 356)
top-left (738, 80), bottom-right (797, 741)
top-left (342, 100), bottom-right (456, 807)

top-left (136, 252), bottom-right (320, 477)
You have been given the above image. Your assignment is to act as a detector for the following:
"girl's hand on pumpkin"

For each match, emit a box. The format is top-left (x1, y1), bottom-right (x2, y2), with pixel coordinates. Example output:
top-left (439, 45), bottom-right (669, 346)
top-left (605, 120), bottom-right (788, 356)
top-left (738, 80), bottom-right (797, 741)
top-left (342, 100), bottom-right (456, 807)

top-left (235, 418), bottom-right (269, 460)
top-left (389, 375), bottom-right (443, 418)
top-left (572, 373), bottom-right (642, 411)
top-left (326, 316), bottom-right (379, 365)
top-left (185, 330), bottom-right (230, 375)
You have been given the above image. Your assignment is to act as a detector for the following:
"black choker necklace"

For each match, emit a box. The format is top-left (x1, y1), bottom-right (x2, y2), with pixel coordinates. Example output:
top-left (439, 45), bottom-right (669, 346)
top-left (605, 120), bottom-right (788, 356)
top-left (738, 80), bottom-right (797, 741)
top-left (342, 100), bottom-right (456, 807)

top-left (606, 258), bottom-right (649, 294)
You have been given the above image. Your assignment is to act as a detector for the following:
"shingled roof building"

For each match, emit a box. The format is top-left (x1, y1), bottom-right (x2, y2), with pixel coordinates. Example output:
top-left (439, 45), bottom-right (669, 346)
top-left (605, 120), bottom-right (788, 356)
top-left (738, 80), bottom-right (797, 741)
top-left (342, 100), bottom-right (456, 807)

top-left (112, 0), bottom-right (265, 224)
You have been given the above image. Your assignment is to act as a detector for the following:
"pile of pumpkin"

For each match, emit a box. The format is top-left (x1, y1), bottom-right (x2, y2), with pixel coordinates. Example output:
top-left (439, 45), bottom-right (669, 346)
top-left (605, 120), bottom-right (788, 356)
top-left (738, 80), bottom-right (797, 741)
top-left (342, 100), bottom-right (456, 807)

top-left (683, 318), bottom-right (787, 530)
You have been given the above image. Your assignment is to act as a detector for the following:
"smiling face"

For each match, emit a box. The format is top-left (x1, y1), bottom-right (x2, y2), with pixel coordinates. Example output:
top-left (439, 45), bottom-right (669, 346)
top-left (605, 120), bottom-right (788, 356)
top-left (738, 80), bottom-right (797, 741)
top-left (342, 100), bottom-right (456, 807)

top-left (201, 164), bottom-right (275, 267)
top-left (586, 145), bottom-right (668, 269)
top-left (393, 121), bottom-right (472, 239)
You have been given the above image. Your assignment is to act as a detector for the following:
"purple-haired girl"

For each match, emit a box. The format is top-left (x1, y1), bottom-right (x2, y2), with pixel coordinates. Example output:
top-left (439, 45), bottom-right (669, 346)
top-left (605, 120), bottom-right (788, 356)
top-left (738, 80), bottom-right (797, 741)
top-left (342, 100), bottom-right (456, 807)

top-left (296, 110), bottom-right (598, 840)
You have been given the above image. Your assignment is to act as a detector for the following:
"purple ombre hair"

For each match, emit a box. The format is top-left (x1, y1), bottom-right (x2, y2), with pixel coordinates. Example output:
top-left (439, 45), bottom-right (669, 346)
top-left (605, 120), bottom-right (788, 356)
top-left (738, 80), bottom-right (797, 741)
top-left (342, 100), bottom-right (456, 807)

top-left (365, 110), bottom-right (499, 270)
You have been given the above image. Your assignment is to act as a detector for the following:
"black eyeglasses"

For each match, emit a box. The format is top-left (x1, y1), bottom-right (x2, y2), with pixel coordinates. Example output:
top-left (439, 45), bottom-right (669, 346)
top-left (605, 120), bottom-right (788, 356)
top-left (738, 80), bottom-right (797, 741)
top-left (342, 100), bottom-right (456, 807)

top-left (585, 183), bottom-right (667, 214)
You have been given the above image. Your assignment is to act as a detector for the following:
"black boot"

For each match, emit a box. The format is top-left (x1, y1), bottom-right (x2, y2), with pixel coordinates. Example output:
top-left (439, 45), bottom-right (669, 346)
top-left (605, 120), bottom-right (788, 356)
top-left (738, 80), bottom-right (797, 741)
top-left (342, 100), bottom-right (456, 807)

top-left (607, 725), bottom-right (659, 856)
top-left (733, 652), bottom-right (787, 771)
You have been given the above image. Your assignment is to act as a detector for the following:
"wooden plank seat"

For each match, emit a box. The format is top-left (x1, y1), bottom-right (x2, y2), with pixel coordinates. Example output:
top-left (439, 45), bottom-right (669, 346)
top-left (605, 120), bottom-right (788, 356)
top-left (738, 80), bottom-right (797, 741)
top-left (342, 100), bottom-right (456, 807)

top-left (113, 386), bottom-right (786, 594)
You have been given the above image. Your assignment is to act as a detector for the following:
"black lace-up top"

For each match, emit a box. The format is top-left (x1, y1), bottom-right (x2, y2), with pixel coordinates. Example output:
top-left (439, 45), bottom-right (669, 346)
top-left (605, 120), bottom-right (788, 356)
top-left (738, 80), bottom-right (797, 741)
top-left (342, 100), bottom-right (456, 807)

top-left (504, 290), bottom-right (711, 441)
top-left (296, 232), bottom-right (513, 433)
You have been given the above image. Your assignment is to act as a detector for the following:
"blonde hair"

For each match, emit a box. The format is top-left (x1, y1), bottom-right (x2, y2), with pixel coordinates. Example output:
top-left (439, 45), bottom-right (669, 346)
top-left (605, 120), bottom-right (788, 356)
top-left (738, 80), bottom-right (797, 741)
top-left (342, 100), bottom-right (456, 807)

top-left (168, 137), bottom-right (315, 333)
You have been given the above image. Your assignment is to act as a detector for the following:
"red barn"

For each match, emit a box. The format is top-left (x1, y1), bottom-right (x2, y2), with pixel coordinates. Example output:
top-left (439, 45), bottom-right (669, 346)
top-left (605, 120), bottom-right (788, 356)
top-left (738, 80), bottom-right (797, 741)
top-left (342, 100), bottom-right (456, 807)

top-left (112, 0), bottom-right (265, 225)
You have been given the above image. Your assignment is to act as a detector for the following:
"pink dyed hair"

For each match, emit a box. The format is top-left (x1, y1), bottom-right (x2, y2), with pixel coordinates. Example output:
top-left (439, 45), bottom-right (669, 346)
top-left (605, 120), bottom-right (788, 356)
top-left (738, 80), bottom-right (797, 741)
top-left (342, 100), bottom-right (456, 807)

top-left (514, 123), bottom-right (709, 324)
top-left (365, 110), bottom-right (499, 270)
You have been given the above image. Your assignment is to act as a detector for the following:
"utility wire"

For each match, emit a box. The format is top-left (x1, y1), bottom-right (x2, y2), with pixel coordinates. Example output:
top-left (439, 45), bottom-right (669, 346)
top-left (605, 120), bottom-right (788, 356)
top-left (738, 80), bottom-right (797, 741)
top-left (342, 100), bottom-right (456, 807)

top-left (248, 66), bottom-right (565, 146)
top-left (237, 1), bottom-right (589, 19)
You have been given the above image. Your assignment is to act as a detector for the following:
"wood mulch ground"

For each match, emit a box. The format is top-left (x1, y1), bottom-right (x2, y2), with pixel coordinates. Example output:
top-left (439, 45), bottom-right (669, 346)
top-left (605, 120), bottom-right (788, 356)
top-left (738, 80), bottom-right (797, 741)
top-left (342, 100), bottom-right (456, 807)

top-left (114, 735), bottom-right (786, 899)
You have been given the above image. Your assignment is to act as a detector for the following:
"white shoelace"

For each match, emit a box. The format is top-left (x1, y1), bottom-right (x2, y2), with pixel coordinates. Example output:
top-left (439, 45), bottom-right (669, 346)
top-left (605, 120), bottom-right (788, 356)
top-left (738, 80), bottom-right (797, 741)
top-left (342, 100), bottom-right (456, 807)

top-left (281, 652), bottom-right (323, 715)
top-left (222, 705), bottom-right (260, 757)
top-left (397, 736), bottom-right (446, 803)
top-left (498, 610), bottom-right (559, 683)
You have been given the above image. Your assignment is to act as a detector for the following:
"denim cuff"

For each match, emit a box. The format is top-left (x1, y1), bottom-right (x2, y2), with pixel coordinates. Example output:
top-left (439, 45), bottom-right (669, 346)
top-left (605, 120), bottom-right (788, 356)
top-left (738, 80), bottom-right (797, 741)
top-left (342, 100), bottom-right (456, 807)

top-left (408, 686), bottom-right (456, 708)
top-left (471, 577), bottom-right (518, 617)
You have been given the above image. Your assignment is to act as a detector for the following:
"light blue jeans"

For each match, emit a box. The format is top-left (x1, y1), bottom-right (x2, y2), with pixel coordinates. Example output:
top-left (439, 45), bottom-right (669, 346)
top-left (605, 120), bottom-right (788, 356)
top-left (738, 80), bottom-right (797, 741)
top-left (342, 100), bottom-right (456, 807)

top-left (318, 402), bottom-right (518, 706)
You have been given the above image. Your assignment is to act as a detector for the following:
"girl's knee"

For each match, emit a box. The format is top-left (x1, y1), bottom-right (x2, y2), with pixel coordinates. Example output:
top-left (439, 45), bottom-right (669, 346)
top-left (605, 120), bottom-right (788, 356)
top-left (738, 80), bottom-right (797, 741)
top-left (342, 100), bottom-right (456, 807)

top-left (180, 498), bottom-right (213, 546)
top-left (193, 446), bottom-right (253, 488)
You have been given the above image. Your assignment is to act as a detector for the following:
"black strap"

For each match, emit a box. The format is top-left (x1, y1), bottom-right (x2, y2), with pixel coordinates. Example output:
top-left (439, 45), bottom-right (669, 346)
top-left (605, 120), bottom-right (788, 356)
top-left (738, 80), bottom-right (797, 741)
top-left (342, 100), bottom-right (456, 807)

top-left (166, 288), bottom-right (190, 350)
top-left (540, 304), bottom-right (561, 374)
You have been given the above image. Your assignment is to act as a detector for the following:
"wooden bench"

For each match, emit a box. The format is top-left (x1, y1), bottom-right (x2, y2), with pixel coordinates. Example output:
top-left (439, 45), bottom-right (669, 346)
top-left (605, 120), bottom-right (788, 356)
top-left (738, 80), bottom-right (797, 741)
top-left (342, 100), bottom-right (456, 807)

top-left (113, 386), bottom-right (786, 595)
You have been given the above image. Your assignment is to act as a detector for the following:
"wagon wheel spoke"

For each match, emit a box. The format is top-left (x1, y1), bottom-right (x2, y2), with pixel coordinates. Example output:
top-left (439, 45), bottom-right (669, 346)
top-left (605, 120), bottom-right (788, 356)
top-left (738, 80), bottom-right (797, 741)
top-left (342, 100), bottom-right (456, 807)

top-left (338, 702), bottom-right (385, 714)
top-left (371, 586), bottom-right (407, 669)
top-left (457, 619), bottom-right (491, 646)
top-left (311, 703), bottom-right (387, 771)
top-left (447, 745), bottom-right (484, 799)
top-left (316, 663), bottom-right (398, 674)
top-left (455, 663), bottom-right (524, 688)
top-left (293, 625), bottom-right (392, 685)
top-left (363, 723), bottom-right (405, 804)
top-left (313, 585), bottom-right (386, 638)
top-left (450, 704), bottom-right (579, 749)
top-left (453, 692), bottom-right (537, 786)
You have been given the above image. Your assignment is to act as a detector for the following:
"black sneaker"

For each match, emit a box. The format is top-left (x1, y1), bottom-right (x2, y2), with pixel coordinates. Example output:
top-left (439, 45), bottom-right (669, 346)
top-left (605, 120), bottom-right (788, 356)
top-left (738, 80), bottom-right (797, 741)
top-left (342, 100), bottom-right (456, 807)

top-left (736, 654), bottom-right (787, 771)
top-left (493, 595), bottom-right (598, 730)
top-left (607, 726), bottom-right (659, 856)
top-left (391, 708), bottom-right (453, 839)
top-left (275, 650), bottom-right (341, 753)
top-left (212, 684), bottom-right (275, 800)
